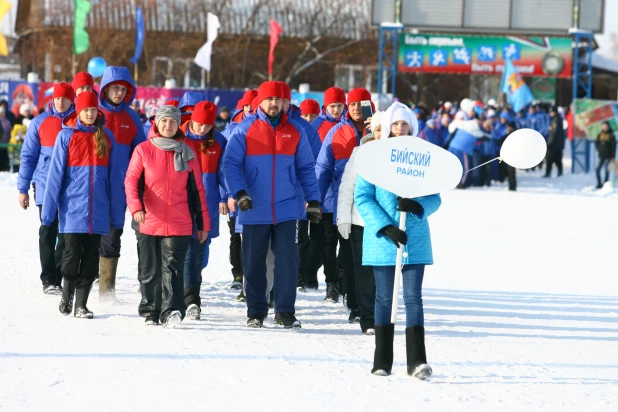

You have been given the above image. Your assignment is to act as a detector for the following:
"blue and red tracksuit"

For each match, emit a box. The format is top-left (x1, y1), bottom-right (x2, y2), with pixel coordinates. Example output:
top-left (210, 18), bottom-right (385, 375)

top-left (315, 119), bottom-right (362, 223)
top-left (17, 103), bottom-right (74, 205)
top-left (288, 104), bottom-right (322, 160)
top-left (223, 108), bottom-right (320, 225)
top-left (41, 113), bottom-right (125, 234)
top-left (311, 109), bottom-right (344, 142)
top-left (223, 108), bottom-right (320, 316)
top-left (222, 108), bottom-right (248, 141)
top-left (182, 124), bottom-right (228, 239)
top-left (98, 66), bottom-right (146, 205)
top-left (179, 91), bottom-right (206, 124)
top-left (181, 123), bottom-right (228, 304)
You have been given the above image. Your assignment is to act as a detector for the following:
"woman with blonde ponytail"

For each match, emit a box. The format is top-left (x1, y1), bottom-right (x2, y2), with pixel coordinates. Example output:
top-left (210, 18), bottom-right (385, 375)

top-left (41, 91), bottom-right (125, 319)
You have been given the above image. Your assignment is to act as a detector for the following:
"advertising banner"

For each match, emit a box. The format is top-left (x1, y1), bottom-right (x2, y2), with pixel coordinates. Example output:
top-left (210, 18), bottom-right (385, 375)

top-left (573, 99), bottom-right (618, 140)
top-left (398, 33), bottom-right (572, 78)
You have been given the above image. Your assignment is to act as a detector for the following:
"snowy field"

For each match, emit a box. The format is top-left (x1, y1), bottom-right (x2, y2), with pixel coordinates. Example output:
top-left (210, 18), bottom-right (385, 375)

top-left (1, 164), bottom-right (618, 411)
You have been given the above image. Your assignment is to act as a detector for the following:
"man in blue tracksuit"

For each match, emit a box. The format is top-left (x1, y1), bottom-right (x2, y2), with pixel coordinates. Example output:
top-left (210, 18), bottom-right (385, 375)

top-left (278, 82), bottom-right (322, 292)
top-left (223, 81), bottom-right (321, 329)
top-left (17, 83), bottom-right (75, 293)
top-left (97, 66), bottom-right (146, 299)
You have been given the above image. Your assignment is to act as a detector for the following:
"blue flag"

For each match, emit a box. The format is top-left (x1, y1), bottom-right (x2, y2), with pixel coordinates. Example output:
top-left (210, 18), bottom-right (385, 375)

top-left (500, 60), bottom-right (534, 113)
top-left (129, 7), bottom-right (145, 65)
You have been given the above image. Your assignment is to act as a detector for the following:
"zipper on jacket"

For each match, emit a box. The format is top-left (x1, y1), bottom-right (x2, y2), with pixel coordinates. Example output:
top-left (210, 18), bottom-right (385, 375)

top-left (271, 124), bottom-right (277, 225)
top-left (89, 134), bottom-right (95, 235)
top-left (165, 150), bottom-right (170, 234)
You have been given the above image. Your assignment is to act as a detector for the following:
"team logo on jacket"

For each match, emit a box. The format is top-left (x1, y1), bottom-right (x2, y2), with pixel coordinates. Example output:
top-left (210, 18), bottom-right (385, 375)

top-left (281, 133), bottom-right (292, 138)
top-left (206, 150), bottom-right (217, 155)
top-left (120, 124), bottom-right (130, 129)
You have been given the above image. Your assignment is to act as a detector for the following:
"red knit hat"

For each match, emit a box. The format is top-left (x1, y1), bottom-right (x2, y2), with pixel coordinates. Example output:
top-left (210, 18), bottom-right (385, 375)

top-left (192, 101), bottom-right (217, 125)
top-left (300, 99), bottom-right (320, 116)
top-left (257, 81), bottom-right (284, 104)
top-left (324, 87), bottom-right (346, 107)
top-left (164, 98), bottom-right (180, 107)
top-left (72, 72), bottom-right (94, 91)
top-left (75, 91), bottom-right (99, 114)
top-left (53, 82), bottom-right (75, 101)
top-left (276, 81), bottom-right (291, 100)
top-left (237, 89), bottom-right (258, 110)
top-left (347, 88), bottom-right (372, 105)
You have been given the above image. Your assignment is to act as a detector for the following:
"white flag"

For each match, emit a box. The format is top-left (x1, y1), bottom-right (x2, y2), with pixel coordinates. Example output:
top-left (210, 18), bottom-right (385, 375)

top-left (195, 13), bottom-right (220, 71)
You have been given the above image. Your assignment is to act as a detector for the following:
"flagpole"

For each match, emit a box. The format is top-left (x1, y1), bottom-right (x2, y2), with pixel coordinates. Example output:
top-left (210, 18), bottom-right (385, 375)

top-left (207, 70), bottom-right (211, 89)
top-left (134, 63), bottom-right (138, 83)
top-left (72, 54), bottom-right (76, 77)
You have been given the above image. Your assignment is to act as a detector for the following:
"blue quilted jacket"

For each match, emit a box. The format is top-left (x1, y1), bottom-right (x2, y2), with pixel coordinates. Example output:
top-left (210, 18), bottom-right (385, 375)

top-left (354, 175), bottom-right (441, 266)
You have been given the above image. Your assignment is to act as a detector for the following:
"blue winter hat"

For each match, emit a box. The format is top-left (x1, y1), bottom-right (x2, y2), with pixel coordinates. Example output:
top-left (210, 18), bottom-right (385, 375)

top-left (499, 112), bottom-right (511, 121)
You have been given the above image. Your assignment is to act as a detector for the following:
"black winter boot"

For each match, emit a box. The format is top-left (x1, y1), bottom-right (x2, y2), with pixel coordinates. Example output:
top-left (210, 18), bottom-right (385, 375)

top-left (406, 326), bottom-right (432, 380)
top-left (59, 278), bottom-right (76, 316)
top-left (371, 324), bottom-right (395, 376)
top-left (74, 284), bottom-right (94, 319)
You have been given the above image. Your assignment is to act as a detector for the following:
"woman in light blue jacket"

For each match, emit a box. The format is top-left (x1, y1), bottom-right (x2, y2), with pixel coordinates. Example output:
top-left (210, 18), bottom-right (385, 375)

top-left (354, 102), bottom-right (441, 380)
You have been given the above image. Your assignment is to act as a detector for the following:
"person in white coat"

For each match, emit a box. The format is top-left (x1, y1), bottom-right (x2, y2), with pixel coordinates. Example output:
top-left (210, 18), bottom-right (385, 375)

top-left (337, 110), bottom-right (413, 334)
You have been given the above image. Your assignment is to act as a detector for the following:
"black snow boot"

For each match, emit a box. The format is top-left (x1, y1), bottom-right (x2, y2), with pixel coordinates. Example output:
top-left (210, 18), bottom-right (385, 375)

top-left (406, 326), bottom-right (432, 380)
top-left (74, 284), bottom-right (94, 319)
top-left (371, 324), bottom-right (395, 376)
top-left (59, 278), bottom-right (76, 316)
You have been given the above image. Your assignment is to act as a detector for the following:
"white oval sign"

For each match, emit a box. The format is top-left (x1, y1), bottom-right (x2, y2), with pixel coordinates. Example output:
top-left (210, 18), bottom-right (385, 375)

top-left (355, 136), bottom-right (463, 199)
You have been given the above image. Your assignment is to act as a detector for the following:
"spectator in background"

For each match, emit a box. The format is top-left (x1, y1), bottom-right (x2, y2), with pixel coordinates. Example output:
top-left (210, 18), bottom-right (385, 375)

top-left (419, 119), bottom-right (442, 146)
top-left (8, 118), bottom-right (29, 173)
top-left (16, 103), bottom-right (34, 125)
top-left (215, 106), bottom-right (231, 132)
top-left (0, 105), bottom-right (8, 171)
top-left (0, 100), bottom-right (17, 127)
top-left (594, 121), bottom-right (616, 189)
top-left (544, 106), bottom-right (565, 178)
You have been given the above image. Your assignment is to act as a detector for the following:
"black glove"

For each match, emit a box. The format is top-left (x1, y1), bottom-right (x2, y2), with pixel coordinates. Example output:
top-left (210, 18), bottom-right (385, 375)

top-left (235, 190), bottom-right (253, 212)
top-left (306, 200), bottom-right (322, 224)
top-left (380, 225), bottom-right (408, 247)
top-left (397, 197), bottom-right (423, 214)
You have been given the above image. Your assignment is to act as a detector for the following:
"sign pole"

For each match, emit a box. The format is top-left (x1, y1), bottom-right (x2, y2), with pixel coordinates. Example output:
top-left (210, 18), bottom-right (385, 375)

top-left (390, 211), bottom-right (407, 324)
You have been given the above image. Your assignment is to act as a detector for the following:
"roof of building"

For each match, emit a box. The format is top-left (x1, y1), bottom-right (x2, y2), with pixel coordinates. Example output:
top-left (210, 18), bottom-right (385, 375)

top-left (17, 0), bottom-right (373, 40)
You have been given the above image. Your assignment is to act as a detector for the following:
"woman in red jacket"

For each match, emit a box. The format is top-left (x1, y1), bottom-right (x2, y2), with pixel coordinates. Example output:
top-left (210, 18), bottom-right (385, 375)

top-left (125, 106), bottom-right (210, 328)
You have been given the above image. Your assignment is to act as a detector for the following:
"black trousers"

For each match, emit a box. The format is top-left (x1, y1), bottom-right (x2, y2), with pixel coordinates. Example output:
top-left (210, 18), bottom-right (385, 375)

top-left (306, 213), bottom-right (340, 285)
top-left (99, 226), bottom-right (124, 258)
top-left (298, 219), bottom-right (310, 282)
top-left (38, 205), bottom-right (64, 286)
top-left (350, 225), bottom-right (375, 330)
top-left (507, 165), bottom-right (517, 191)
top-left (338, 234), bottom-right (356, 309)
top-left (545, 149), bottom-right (563, 177)
top-left (136, 233), bottom-right (190, 321)
top-left (227, 216), bottom-right (243, 279)
top-left (61, 233), bottom-right (101, 290)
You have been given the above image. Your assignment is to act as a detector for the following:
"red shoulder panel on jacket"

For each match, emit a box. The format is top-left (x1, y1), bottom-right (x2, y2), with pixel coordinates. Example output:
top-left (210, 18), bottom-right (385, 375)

top-left (246, 120), bottom-right (300, 156)
top-left (331, 124), bottom-right (357, 161)
top-left (39, 116), bottom-right (64, 147)
top-left (66, 131), bottom-right (111, 167)
top-left (317, 120), bottom-right (336, 142)
top-left (102, 109), bottom-right (138, 146)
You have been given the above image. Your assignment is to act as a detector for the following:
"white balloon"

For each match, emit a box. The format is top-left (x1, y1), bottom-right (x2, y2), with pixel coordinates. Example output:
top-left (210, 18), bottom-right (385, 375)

top-left (499, 128), bottom-right (547, 169)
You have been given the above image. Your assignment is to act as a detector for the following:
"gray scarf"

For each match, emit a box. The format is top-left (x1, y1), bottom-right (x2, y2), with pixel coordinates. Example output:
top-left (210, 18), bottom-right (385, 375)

top-left (150, 137), bottom-right (195, 172)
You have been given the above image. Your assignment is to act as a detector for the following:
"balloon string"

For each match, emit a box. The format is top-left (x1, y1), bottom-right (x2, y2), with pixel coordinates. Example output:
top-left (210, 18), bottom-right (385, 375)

top-left (462, 157), bottom-right (501, 175)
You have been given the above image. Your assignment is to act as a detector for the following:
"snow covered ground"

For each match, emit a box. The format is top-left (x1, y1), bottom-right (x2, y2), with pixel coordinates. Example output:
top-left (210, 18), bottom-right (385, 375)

top-left (1, 166), bottom-right (617, 411)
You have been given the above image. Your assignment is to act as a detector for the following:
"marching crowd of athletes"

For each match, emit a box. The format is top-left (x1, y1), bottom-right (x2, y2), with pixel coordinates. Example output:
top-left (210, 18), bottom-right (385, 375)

top-left (15, 65), bottom-right (568, 379)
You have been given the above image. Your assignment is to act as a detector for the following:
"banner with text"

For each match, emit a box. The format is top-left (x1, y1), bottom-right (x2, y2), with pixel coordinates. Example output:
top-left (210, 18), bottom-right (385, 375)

top-left (398, 34), bottom-right (572, 78)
